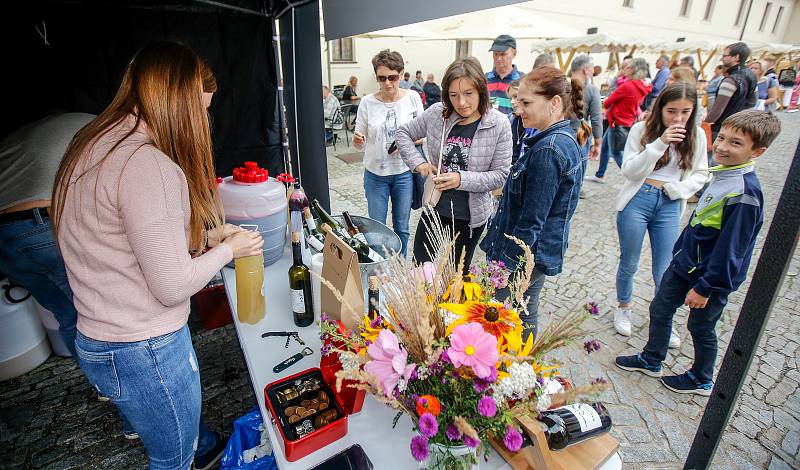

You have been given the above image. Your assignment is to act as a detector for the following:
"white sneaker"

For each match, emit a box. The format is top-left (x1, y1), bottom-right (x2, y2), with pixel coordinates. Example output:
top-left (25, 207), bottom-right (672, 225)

top-left (668, 328), bottom-right (681, 349)
top-left (613, 307), bottom-right (632, 336)
top-left (586, 175), bottom-right (607, 183)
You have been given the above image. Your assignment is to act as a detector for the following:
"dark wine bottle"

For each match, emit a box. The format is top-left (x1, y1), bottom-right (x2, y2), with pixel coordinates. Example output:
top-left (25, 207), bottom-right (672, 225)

top-left (538, 402), bottom-right (612, 450)
top-left (311, 199), bottom-right (342, 233)
top-left (303, 207), bottom-right (324, 252)
top-left (367, 276), bottom-right (380, 320)
top-left (342, 211), bottom-right (384, 262)
top-left (288, 232), bottom-right (314, 327)
top-left (320, 223), bottom-right (373, 264)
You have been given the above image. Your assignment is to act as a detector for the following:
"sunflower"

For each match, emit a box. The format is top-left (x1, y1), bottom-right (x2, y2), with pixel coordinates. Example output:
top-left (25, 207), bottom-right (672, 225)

top-left (443, 275), bottom-right (483, 302)
top-left (440, 301), bottom-right (523, 353)
top-left (360, 314), bottom-right (392, 346)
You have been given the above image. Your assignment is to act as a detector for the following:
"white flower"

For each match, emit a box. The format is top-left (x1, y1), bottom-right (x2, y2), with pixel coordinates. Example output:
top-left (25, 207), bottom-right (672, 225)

top-left (493, 362), bottom-right (537, 404)
top-left (397, 377), bottom-right (408, 392)
top-left (536, 392), bottom-right (552, 411)
top-left (416, 365), bottom-right (430, 380)
top-left (340, 352), bottom-right (361, 371)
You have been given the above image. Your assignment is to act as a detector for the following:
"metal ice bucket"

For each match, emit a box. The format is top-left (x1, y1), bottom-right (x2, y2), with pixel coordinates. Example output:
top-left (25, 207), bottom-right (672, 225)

top-left (329, 215), bottom-right (401, 308)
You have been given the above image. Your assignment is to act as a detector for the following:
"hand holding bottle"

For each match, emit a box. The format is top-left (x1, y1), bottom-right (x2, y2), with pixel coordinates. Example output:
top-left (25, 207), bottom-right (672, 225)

top-left (223, 230), bottom-right (264, 258)
top-left (207, 223), bottom-right (245, 248)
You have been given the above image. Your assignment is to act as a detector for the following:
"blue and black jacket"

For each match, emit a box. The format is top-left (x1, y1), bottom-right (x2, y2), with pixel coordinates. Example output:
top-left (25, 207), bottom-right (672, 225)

top-left (671, 162), bottom-right (763, 298)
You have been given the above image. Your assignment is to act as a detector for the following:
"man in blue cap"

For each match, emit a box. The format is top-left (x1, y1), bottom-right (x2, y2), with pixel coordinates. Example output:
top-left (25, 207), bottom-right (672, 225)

top-left (486, 34), bottom-right (524, 115)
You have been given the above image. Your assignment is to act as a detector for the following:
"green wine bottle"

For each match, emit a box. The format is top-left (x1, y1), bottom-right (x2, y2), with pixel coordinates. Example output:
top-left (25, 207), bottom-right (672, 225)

top-left (288, 232), bottom-right (314, 327)
top-left (342, 211), bottom-right (384, 262)
top-left (303, 207), bottom-right (324, 252)
top-left (311, 199), bottom-right (342, 232)
top-left (319, 223), bottom-right (373, 263)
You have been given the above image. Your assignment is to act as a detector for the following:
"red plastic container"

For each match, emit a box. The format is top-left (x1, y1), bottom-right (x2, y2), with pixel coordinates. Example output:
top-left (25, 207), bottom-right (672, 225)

top-left (264, 368), bottom-right (349, 462)
top-left (194, 284), bottom-right (233, 330)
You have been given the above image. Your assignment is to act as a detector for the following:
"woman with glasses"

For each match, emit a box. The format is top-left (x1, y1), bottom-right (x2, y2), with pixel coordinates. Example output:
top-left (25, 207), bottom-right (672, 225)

top-left (352, 49), bottom-right (424, 256)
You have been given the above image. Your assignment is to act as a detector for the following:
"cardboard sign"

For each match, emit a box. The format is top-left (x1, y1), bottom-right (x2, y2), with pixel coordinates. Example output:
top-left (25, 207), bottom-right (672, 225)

top-left (320, 231), bottom-right (364, 331)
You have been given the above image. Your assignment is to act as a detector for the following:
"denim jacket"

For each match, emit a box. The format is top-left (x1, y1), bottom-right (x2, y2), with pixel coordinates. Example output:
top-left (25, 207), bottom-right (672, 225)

top-left (480, 120), bottom-right (584, 276)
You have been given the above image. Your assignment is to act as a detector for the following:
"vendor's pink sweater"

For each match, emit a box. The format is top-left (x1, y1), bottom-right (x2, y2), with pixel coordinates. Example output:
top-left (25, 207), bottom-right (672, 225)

top-left (59, 116), bottom-right (232, 342)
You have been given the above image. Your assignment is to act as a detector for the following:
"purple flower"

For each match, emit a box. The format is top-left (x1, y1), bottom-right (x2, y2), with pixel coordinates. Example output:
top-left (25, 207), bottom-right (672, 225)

top-left (464, 435), bottom-right (480, 448)
top-left (591, 377), bottom-right (609, 385)
top-left (445, 424), bottom-right (462, 441)
top-left (484, 367), bottom-right (498, 383)
top-left (410, 435), bottom-right (429, 461)
top-left (321, 312), bottom-right (330, 323)
top-left (320, 343), bottom-right (333, 356)
top-left (583, 339), bottom-right (602, 354)
top-left (585, 302), bottom-right (600, 316)
top-left (477, 396), bottom-right (497, 418)
top-left (504, 426), bottom-right (523, 452)
top-left (473, 379), bottom-right (490, 393)
top-left (418, 412), bottom-right (438, 438)
top-left (369, 315), bottom-right (382, 329)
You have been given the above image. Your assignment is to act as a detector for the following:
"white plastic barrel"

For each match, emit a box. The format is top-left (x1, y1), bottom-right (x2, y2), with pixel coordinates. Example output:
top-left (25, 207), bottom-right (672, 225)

top-left (34, 301), bottom-right (73, 357)
top-left (218, 162), bottom-right (288, 267)
top-left (0, 279), bottom-right (51, 381)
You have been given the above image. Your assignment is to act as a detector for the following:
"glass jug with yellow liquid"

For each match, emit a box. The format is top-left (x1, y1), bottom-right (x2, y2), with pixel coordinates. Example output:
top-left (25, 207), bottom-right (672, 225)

top-left (235, 224), bottom-right (265, 324)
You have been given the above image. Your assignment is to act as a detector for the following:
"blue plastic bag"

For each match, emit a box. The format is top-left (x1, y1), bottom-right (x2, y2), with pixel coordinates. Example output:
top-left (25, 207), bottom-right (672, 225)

top-left (220, 408), bottom-right (278, 470)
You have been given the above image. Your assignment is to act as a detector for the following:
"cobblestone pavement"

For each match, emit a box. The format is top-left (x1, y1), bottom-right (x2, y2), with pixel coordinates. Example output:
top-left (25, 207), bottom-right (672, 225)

top-left (0, 114), bottom-right (797, 469)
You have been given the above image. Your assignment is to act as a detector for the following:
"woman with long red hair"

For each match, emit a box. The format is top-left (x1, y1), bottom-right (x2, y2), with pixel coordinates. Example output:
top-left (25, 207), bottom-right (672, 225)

top-left (52, 42), bottom-right (262, 469)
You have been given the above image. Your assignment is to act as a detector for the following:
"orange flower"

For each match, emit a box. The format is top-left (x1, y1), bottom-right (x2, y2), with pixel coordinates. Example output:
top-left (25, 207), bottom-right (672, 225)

top-left (416, 395), bottom-right (441, 416)
top-left (440, 301), bottom-right (523, 353)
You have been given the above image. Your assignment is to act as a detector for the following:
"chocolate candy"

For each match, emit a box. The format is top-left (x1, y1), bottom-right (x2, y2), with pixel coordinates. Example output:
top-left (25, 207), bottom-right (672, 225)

top-left (313, 409), bottom-right (338, 429)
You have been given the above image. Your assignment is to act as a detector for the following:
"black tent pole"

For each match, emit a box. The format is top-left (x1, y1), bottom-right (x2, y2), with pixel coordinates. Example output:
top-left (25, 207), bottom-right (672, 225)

top-left (683, 140), bottom-right (800, 469)
top-left (277, 1), bottom-right (331, 210)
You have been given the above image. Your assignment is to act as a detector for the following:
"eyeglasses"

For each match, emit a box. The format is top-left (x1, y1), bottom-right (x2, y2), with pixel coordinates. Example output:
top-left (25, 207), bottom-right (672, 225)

top-left (377, 74), bottom-right (400, 82)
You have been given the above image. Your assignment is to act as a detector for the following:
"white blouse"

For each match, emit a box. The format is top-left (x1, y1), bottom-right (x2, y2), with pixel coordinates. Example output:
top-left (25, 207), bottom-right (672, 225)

top-left (354, 90), bottom-right (424, 176)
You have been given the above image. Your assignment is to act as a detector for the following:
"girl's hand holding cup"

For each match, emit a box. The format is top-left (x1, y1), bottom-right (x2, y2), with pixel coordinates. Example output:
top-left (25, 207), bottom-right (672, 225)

top-left (660, 123), bottom-right (686, 145)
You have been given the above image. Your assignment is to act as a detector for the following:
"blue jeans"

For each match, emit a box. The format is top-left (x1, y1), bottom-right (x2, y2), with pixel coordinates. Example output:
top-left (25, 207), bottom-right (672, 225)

top-left (616, 184), bottom-right (681, 304)
top-left (0, 211), bottom-right (77, 355)
top-left (495, 267), bottom-right (547, 337)
top-left (596, 128), bottom-right (623, 178)
top-left (642, 266), bottom-right (728, 383)
top-left (363, 170), bottom-right (413, 257)
top-left (75, 325), bottom-right (218, 469)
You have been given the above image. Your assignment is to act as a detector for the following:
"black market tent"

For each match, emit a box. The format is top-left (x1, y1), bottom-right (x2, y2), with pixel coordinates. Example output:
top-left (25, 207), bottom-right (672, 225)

top-left (3, 1), bottom-right (289, 184)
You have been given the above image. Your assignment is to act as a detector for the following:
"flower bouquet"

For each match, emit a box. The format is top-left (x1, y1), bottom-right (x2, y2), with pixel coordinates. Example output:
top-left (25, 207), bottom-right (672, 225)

top-left (318, 210), bottom-right (607, 469)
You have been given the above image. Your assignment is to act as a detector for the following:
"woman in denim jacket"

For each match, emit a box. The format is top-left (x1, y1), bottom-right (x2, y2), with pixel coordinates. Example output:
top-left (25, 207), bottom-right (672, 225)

top-left (481, 67), bottom-right (589, 337)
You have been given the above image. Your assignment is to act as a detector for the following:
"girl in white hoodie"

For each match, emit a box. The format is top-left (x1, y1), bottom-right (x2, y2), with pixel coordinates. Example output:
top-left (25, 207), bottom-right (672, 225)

top-left (612, 83), bottom-right (710, 343)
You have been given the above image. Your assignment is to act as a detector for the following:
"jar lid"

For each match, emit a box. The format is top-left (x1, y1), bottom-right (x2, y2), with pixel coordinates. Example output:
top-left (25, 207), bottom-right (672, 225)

top-left (232, 162), bottom-right (268, 183)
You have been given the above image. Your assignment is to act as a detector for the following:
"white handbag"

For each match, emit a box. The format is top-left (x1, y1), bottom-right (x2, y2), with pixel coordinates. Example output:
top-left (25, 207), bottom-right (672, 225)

top-left (422, 118), bottom-right (447, 207)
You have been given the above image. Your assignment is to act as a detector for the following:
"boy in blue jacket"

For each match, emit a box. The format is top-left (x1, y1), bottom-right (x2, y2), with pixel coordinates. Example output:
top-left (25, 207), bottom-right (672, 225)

top-left (615, 110), bottom-right (781, 395)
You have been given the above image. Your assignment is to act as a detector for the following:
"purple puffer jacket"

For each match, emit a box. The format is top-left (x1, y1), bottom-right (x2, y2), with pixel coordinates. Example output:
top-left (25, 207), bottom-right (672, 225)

top-left (395, 102), bottom-right (512, 228)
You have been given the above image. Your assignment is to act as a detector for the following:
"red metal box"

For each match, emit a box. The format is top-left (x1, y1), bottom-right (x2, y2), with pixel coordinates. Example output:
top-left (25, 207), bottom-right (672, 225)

top-left (264, 368), bottom-right (349, 462)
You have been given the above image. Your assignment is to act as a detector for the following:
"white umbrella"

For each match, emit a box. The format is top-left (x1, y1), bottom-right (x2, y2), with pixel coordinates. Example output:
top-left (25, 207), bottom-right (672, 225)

top-left (371, 5), bottom-right (581, 41)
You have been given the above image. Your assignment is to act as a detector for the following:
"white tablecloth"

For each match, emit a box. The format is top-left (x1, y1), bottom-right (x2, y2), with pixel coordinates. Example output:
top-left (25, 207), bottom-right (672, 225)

top-left (221, 242), bottom-right (622, 470)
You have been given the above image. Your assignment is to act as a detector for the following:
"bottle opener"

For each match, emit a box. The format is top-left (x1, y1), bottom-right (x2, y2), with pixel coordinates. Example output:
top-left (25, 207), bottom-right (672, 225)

top-left (273, 347), bottom-right (314, 373)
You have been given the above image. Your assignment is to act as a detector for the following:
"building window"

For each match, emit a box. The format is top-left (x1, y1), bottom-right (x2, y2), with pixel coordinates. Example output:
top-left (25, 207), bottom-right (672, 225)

top-left (622, 0), bottom-right (633, 8)
top-left (331, 38), bottom-right (354, 63)
top-left (759, 2), bottom-right (772, 31)
top-left (679, 0), bottom-right (692, 17)
top-left (772, 5), bottom-right (784, 33)
top-left (734, 0), bottom-right (747, 26)
top-left (703, 0), bottom-right (715, 21)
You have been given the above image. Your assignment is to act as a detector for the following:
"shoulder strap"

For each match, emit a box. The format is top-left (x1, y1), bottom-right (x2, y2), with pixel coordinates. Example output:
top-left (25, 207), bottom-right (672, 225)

top-left (435, 117), bottom-right (446, 177)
